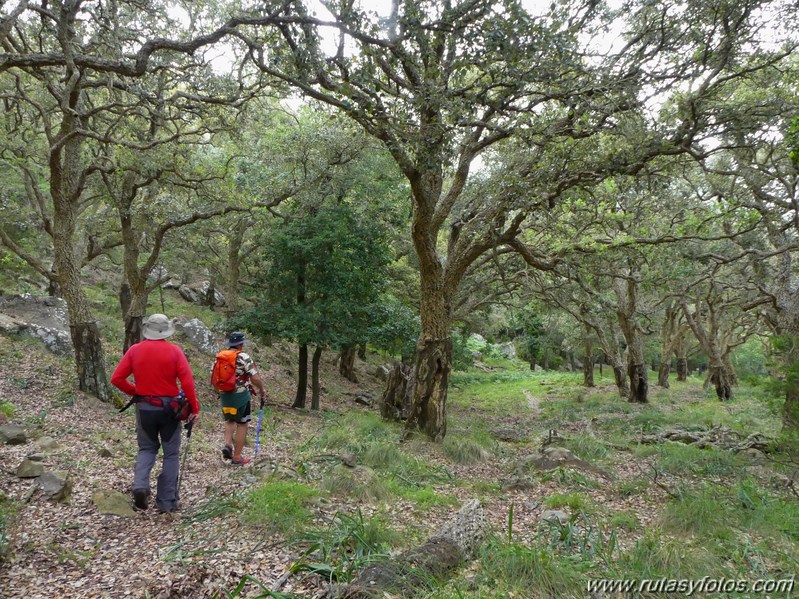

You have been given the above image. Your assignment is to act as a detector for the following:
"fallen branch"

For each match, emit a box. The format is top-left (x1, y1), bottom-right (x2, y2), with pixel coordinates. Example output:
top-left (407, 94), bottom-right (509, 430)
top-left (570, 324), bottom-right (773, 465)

top-left (336, 499), bottom-right (489, 598)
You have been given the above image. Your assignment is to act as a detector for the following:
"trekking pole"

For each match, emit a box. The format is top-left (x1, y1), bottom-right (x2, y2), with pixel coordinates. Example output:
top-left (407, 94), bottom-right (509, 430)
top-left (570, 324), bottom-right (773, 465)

top-left (254, 396), bottom-right (265, 461)
top-left (177, 420), bottom-right (194, 500)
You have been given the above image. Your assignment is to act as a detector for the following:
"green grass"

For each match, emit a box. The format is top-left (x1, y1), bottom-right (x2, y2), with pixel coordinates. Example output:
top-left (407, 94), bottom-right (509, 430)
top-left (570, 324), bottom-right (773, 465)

top-left (654, 443), bottom-right (742, 478)
top-left (442, 436), bottom-right (490, 464)
top-left (608, 510), bottom-right (640, 531)
top-left (661, 485), bottom-right (735, 540)
top-left (384, 481), bottom-right (458, 510)
top-left (616, 478), bottom-right (650, 498)
top-left (244, 481), bottom-right (319, 535)
top-left (539, 467), bottom-right (601, 490)
top-left (559, 434), bottom-right (609, 462)
top-left (619, 531), bottom-right (729, 579)
top-left (477, 541), bottom-right (585, 597)
top-left (0, 491), bottom-right (20, 562)
top-left (0, 401), bottom-right (15, 418)
top-left (293, 510), bottom-right (400, 584)
top-left (318, 465), bottom-right (392, 503)
top-left (543, 492), bottom-right (593, 512)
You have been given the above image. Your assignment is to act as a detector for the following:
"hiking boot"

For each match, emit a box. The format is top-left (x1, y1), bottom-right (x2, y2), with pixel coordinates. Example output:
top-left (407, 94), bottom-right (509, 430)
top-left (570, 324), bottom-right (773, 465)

top-left (221, 444), bottom-right (233, 460)
top-left (231, 457), bottom-right (250, 466)
top-left (133, 489), bottom-right (150, 510)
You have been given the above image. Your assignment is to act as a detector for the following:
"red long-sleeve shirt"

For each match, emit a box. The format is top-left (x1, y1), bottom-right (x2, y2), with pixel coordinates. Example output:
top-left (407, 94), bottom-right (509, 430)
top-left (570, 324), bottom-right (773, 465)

top-left (111, 340), bottom-right (200, 414)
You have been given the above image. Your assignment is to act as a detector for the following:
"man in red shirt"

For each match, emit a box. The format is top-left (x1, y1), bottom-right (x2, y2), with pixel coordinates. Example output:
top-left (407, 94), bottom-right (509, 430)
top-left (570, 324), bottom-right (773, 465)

top-left (111, 313), bottom-right (200, 513)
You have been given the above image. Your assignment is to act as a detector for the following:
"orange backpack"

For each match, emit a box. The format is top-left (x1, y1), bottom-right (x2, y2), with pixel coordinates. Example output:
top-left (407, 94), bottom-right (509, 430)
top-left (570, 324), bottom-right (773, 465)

top-left (211, 349), bottom-right (241, 392)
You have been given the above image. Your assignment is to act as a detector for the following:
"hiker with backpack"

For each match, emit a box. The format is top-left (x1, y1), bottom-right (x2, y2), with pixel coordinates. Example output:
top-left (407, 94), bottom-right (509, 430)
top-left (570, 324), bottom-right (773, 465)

top-left (111, 313), bottom-right (200, 513)
top-left (211, 331), bottom-right (266, 465)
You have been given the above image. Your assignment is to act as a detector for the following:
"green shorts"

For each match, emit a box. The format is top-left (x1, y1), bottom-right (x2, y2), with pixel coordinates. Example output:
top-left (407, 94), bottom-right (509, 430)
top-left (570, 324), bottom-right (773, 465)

top-left (220, 390), bottom-right (252, 424)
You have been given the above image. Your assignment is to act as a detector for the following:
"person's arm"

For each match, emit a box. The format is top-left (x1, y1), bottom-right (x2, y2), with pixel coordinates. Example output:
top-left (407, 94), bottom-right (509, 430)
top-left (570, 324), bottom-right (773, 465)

top-left (110, 348), bottom-right (136, 396)
top-left (250, 373), bottom-right (266, 399)
top-left (175, 347), bottom-right (200, 419)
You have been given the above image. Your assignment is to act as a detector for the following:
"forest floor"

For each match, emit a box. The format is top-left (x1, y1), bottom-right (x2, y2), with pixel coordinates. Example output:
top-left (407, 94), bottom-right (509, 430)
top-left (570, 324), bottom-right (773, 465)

top-left (0, 332), bottom-right (798, 598)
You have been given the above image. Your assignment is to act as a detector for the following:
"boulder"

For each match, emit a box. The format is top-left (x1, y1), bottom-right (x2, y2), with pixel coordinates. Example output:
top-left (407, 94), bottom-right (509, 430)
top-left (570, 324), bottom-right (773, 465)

top-left (540, 510), bottom-right (569, 525)
top-left (198, 281), bottom-right (226, 307)
top-left (497, 342), bottom-right (517, 359)
top-left (515, 447), bottom-right (579, 472)
top-left (35, 436), bottom-right (59, 451)
top-left (16, 459), bottom-right (44, 478)
top-left (0, 295), bottom-right (72, 356)
top-left (353, 393), bottom-right (374, 407)
top-left (35, 471), bottom-right (72, 502)
top-left (374, 364), bottom-right (391, 381)
top-left (93, 490), bottom-right (136, 517)
top-left (147, 265), bottom-right (169, 286)
top-left (178, 285), bottom-right (200, 304)
top-left (0, 424), bottom-right (27, 445)
top-left (176, 318), bottom-right (218, 355)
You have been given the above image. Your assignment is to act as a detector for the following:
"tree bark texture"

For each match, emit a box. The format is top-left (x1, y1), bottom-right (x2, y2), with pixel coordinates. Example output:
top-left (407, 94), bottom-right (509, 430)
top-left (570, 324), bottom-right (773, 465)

top-left (680, 294), bottom-right (735, 401)
top-left (657, 362), bottom-right (671, 388)
top-left (380, 362), bottom-right (412, 421)
top-left (311, 346), bottom-right (322, 410)
top-left (51, 106), bottom-right (112, 402)
top-left (293, 343), bottom-right (308, 409)
top-left (676, 356), bottom-right (689, 381)
top-left (612, 365), bottom-right (630, 398)
top-left (613, 274), bottom-right (647, 403)
top-left (405, 337), bottom-right (451, 442)
top-left (582, 336), bottom-right (594, 387)
top-left (709, 365), bottom-right (733, 401)
top-left (338, 345), bottom-right (358, 383)
top-left (628, 362), bottom-right (649, 404)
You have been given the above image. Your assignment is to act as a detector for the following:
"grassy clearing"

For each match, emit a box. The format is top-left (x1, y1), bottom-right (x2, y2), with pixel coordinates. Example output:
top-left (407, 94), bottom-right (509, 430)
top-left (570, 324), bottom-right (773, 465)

top-left (244, 481), bottom-right (319, 535)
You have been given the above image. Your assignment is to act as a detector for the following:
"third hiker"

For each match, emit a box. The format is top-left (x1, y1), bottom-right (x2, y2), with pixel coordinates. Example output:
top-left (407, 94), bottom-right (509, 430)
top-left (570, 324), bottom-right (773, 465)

top-left (211, 331), bottom-right (265, 465)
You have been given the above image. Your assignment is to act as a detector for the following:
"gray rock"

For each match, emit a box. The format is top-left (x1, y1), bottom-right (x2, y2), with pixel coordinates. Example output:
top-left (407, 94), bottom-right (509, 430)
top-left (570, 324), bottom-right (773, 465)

top-left (0, 424), bottom-right (27, 445)
top-left (176, 318), bottom-right (217, 355)
top-left (540, 510), bottom-right (569, 525)
top-left (98, 447), bottom-right (113, 458)
top-left (534, 364), bottom-right (544, 372)
top-left (178, 285), bottom-right (200, 304)
top-left (374, 365), bottom-right (391, 381)
top-left (341, 452), bottom-right (357, 468)
top-left (468, 333), bottom-right (486, 345)
top-left (147, 265), bottom-right (169, 286)
top-left (92, 490), bottom-right (136, 517)
top-left (198, 281), bottom-right (226, 307)
top-left (354, 393), bottom-right (374, 407)
top-left (514, 448), bottom-right (577, 473)
top-left (35, 471), bottom-right (72, 502)
top-left (35, 436), bottom-right (59, 451)
top-left (26, 453), bottom-right (45, 462)
top-left (162, 279), bottom-right (181, 290)
top-left (497, 342), bottom-right (517, 359)
top-left (16, 459), bottom-right (44, 478)
top-left (500, 476), bottom-right (537, 491)
top-left (471, 350), bottom-right (483, 361)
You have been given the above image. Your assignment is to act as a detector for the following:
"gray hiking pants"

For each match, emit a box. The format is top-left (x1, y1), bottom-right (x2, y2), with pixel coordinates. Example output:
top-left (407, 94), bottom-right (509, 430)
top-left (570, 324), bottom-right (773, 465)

top-left (134, 403), bottom-right (182, 512)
